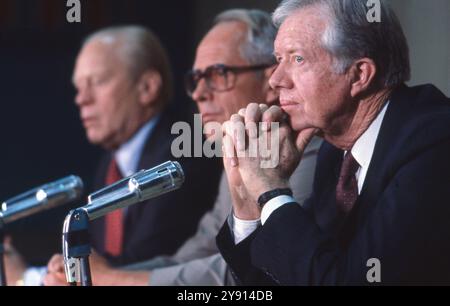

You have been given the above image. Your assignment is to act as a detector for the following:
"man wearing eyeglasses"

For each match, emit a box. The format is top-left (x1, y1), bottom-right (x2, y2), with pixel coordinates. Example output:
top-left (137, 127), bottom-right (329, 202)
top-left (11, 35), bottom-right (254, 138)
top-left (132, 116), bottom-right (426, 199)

top-left (44, 9), bottom-right (321, 286)
top-left (185, 34), bottom-right (275, 129)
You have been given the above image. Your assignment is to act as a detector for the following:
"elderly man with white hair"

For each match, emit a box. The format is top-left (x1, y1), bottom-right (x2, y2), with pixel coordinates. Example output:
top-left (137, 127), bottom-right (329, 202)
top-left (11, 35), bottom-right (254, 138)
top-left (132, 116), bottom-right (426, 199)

top-left (217, 0), bottom-right (450, 285)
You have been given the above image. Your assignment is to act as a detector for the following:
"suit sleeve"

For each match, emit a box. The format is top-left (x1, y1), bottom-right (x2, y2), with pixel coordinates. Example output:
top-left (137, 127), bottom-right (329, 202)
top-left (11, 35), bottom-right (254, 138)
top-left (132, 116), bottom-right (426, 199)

top-left (148, 253), bottom-right (234, 286)
top-left (169, 173), bottom-right (231, 263)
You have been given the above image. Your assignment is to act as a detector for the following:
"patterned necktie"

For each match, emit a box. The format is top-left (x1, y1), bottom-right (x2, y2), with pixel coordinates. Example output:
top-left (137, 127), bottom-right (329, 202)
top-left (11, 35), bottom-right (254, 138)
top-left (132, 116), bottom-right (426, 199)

top-left (336, 152), bottom-right (360, 215)
top-left (104, 158), bottom-right (124, 257)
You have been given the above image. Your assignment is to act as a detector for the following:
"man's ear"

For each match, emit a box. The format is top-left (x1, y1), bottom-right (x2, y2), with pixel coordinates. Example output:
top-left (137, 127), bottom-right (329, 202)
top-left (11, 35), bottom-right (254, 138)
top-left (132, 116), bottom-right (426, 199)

top-left (137, 70), bottom-right (162, 106)
top-left (263, 65), bottom-right (279, 106)
top-left (349, 58), bottom-right (377, 98)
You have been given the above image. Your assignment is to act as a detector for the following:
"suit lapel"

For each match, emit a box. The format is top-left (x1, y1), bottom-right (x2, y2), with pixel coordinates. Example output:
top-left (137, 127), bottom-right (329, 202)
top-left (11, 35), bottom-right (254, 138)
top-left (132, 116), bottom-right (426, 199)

top-left (123, 110), bottom-right (174, 235)
top-left (311, 142), bottom-right (344, 233)
top-left (137, 111), bottom-right (174, 171)
top-left (354, 85), bottom-right (417, 223)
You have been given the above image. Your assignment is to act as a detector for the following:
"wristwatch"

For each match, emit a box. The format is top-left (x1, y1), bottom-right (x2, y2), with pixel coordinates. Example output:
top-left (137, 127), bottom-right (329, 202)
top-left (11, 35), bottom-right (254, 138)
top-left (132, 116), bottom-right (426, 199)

top-left (257, 188), bottom-right (293, 208)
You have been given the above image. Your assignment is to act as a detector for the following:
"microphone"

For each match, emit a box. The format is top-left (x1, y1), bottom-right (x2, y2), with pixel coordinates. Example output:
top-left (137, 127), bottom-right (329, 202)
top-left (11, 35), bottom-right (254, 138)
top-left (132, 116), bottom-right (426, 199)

top-left (0, 176), bottom-right (84, 225)
top-left (82, 161), bottom-right (184, 220)
top-left (62, 161), bottom-right (184, 285)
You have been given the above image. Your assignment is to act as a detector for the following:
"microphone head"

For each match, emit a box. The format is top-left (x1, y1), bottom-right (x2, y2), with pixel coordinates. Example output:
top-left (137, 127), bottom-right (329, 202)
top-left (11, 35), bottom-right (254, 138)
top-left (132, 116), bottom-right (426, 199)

top-left (1, 175), bottom-right (84, 224)
top-left (38, 175), bottom-right (84, 206)
top-left (133, 161), bottom-right (185, 200)
top-left (84, 161), bottom-right (185, 220)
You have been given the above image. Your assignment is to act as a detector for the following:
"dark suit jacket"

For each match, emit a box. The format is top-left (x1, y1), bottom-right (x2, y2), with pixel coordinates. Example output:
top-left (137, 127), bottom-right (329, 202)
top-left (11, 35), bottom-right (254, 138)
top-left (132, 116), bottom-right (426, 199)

top-left (217, 84), bottom-right (450, 285)
top-left (90, 109), bottom-right (222, 266)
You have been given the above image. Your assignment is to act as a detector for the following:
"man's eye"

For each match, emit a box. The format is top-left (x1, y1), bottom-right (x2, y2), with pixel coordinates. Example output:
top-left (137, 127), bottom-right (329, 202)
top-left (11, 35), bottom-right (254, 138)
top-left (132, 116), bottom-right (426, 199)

top-left (92, 77), bottom-right (107, 86)
top-left (295, 56), bottom-right (304, 63)
top-left (215, 68), bottom-right (227, 76)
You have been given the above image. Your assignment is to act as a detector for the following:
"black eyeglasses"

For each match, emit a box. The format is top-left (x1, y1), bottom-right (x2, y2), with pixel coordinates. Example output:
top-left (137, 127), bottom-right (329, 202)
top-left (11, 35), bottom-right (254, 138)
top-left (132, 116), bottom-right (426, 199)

top-left (185, 63), bottom-right (273, 97)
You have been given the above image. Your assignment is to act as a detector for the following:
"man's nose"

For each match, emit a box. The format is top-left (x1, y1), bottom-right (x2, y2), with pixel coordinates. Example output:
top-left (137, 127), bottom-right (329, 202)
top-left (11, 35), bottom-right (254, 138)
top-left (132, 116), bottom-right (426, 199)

top-left (191, 78), bottom-right (213, 103)
top-left (75, 87), bottom-right (93, 106)
top-left (269, 63), bottom-right (292, 91)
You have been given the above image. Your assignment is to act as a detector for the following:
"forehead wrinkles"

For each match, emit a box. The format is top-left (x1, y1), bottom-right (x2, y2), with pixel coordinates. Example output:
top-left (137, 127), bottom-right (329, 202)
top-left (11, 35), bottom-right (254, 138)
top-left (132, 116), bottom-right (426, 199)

top-left (197, 42), bottom-right (236, 61)
top-left (275, 7), bottom-right (328, 55)
top-left (196, 22), bottom-right (247, 65)
top-left (76, 43), bottom-right (120, 72)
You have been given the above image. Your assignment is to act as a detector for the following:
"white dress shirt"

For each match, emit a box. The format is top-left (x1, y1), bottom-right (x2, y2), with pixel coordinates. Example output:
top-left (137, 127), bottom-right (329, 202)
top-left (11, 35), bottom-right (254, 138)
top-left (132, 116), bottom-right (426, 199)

top-left (231, 102), bottom-right (390, 244)
top-left (22, 116), bottom-right (160, 286)
top-left (114, 115), bottom-right (160, 177)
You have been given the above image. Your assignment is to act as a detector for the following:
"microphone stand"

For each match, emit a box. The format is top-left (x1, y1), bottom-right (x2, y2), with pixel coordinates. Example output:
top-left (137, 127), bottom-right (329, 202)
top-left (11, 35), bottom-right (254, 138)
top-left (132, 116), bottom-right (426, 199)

top-left (0, 218), bottom-right (6, 286)
top-left (62, 208), bottom-right (92, 286)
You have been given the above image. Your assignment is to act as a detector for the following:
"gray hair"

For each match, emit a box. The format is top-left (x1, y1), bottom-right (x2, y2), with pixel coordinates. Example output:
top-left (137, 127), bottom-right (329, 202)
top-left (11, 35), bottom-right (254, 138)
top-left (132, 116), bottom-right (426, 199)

top-left (83, 25), bottom-right (173, 104)
top-left (214, 9), bottom-right (277, 66)
top-left (273, 0), bottom-right (411, 88)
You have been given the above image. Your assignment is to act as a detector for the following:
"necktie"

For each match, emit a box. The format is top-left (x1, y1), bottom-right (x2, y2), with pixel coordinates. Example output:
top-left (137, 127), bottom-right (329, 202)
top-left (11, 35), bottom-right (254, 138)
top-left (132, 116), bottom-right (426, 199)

top-left (336, 152), bottom-right (360, 215)
top-left (104, 158), bottom-right (124, 257)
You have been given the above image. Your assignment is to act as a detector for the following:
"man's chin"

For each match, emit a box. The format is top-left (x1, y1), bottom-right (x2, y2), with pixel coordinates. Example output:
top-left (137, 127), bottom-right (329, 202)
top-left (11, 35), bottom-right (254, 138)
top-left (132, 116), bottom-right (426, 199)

top-left (294, 127), bottom-right (322, 151)
top-left (87, 134), bottom-right (112, 149)
top-left (291, 120), bottom-right (312, 132)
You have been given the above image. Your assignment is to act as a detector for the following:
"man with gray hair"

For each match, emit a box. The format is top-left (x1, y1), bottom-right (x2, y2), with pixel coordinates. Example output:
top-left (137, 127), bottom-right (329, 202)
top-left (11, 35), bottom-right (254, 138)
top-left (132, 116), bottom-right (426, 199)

top-left (218, 0), bottom-right (450, 285)
top-left (44, 8), bottom-right (321, 286)
top-left (6, 25), bottom-right (221, 285)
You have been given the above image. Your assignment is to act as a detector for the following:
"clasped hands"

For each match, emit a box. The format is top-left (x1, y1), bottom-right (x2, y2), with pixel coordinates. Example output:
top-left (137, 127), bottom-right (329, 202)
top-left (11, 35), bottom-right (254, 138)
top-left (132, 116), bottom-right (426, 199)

top-left (222, 103), bottom-right (317, 220)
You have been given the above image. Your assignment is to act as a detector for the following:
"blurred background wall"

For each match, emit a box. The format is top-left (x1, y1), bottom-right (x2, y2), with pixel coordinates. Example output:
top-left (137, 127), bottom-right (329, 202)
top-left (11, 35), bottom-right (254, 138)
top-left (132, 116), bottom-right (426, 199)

top-left (391, 0), bottom-right (450, 97)
top-left (0, 0), bottom-right (448, 264)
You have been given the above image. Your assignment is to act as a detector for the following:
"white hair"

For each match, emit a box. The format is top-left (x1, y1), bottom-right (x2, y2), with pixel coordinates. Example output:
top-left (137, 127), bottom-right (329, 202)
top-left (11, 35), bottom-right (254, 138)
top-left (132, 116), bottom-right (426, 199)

top-left (83, 25), bottom-right (173, 104)
top-left (273, 0), bottom-right (411, 88)
top-left (214, 9), bottom-right (277, 66)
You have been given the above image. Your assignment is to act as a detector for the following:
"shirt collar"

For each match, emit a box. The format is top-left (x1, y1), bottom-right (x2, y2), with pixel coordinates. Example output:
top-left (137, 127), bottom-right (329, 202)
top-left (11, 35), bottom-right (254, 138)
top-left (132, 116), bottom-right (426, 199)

top-left (114, 114), bottom-right (161, 177)
top-left (351, 101), bottom-right (390, 170)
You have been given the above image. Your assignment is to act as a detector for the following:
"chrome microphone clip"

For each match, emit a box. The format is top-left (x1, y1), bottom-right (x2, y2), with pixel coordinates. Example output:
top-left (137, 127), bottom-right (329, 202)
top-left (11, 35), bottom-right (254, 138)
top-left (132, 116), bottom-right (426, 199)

top-left (62, 208), bottom-right (91, 286)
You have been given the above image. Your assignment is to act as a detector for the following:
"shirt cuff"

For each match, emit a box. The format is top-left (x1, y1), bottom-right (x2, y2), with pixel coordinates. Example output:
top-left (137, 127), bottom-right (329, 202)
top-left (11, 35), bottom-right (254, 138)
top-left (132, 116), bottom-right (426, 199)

top-left (261, 195), bottom-right (296, 225)
top-left (23, 267), bottom-right (47, 286)
top-left (228, 214), bottom-right (260, 245)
